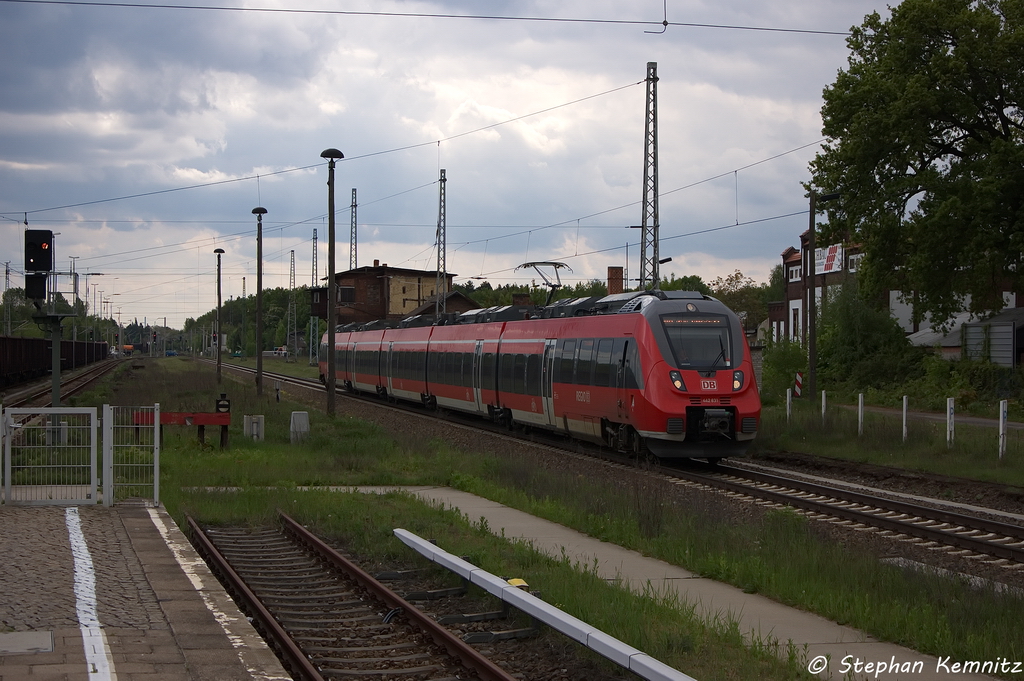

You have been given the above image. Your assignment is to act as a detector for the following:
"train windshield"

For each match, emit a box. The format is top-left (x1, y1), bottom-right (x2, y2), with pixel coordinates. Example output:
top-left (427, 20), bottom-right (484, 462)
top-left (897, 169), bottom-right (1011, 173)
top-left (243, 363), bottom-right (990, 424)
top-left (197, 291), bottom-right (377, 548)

top-left (660, 315), bottom-right (733, 369)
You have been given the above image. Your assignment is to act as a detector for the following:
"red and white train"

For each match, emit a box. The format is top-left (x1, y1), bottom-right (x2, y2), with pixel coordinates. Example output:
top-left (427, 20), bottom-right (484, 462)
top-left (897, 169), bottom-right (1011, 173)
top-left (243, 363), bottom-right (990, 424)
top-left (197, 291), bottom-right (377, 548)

top-left (319, 290), bottom-right (760, 460)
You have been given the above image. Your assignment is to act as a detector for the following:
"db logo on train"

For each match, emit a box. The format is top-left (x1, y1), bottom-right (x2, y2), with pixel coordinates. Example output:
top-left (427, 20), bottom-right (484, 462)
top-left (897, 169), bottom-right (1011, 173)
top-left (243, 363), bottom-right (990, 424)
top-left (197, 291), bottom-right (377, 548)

top-left (700, 380), bottom-right (717, 390)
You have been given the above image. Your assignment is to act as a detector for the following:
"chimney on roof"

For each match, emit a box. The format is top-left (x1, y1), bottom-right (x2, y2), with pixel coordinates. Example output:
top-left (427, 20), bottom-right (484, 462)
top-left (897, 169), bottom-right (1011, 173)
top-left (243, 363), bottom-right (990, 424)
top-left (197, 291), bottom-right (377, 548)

top-left (373, 259), bottom-right (379, 267)
top-left (608, 266), bottom-right (624, 294)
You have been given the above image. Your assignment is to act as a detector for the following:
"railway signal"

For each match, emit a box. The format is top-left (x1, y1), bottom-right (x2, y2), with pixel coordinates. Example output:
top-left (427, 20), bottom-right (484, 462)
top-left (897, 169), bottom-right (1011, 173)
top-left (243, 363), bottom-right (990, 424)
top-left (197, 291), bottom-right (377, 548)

top-left (25, 230), bottom-right (54, 272)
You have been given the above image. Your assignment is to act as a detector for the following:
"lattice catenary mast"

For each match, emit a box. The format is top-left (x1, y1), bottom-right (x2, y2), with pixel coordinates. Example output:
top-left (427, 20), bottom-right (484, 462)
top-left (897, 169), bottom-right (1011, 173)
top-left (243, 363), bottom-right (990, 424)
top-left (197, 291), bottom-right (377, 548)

top-left (434, 169), bottom-right (447, 316)
top-left (350, 189), bottom-right (358, 271)
top-left (639, 61), bottom-right (660, 290)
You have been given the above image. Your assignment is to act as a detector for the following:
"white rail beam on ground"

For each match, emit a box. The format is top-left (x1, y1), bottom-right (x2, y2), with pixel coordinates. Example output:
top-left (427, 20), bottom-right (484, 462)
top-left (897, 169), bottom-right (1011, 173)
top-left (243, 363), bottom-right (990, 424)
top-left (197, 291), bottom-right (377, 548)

top-left (394, 528), bottom-right (698, 681)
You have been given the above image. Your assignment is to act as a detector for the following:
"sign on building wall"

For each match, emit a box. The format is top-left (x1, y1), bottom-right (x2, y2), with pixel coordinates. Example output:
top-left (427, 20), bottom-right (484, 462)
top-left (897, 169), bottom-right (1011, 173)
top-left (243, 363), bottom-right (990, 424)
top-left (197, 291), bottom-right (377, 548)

top-left (814, 244), bottom-right (845, 275)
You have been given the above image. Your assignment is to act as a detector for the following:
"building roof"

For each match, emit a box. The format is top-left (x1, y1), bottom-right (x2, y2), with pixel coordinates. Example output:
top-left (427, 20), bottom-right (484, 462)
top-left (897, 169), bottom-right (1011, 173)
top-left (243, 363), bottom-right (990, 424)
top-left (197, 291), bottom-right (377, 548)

top-left (907, 312), bottom-right (975, 348)
top-left (963, 305), bottom-right (1024, 329)
top-left (337, 264), bottom-right (458, 279)
top-left (408, 291), bottom-right (479, 316)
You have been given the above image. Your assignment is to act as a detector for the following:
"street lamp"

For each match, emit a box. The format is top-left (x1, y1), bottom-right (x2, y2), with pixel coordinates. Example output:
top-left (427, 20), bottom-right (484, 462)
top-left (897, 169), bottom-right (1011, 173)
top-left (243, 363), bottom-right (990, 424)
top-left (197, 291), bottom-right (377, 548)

top-left (253, 207), bottom-right (267, 396)
top-left (321, 147), bottom-right (344, 416)
top-left (214, 248), bottom-right (225, 384)
top-left (807, 190), bottom-right (841, 403)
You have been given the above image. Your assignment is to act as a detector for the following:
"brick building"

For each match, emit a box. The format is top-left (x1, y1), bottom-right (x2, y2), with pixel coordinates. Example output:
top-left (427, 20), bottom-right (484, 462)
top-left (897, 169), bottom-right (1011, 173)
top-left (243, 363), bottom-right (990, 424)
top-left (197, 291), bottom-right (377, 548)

top-left (767, 230), bottom-right (1020, 346)
top-left (310, 260), bottom-right (476, 326)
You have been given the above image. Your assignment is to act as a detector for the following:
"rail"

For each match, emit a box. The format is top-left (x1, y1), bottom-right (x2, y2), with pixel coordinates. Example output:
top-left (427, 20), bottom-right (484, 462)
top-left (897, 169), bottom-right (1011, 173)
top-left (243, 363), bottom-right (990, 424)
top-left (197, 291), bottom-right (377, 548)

top-left (394, 528), bottom-right (697, 681)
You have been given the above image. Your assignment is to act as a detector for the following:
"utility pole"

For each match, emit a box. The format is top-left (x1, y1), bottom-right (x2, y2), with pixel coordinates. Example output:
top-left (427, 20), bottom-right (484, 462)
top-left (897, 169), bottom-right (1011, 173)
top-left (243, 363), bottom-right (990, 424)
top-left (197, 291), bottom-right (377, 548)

top-left (639, 62), bottom-right (660, 290)
top-left (253, 207), bottom-right (267, 395)
top-left (434, 169), bottom-right (447, 317)
top-left (288, 250), bottom-right (297, 360)
top-left (3, 261), bottom-right (10, 336)
top-left (310, 229), bottom-right (318, 366)
top-left (806, 190), bottom-right (841, 404)
top-left (321, 147), bottom-right (344, 416)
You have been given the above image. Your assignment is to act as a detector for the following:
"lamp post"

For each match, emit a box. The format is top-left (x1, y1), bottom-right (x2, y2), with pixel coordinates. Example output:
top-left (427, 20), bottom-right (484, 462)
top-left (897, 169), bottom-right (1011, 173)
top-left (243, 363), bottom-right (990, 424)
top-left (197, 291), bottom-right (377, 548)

top-left (214, 248), bottom-right (225, 384)
top-left (253, 207), bottom-right (267, 396)
top-left (807, 190), bottom-right (840, 403)
top-left (321, 148), bottom-right (344, 416)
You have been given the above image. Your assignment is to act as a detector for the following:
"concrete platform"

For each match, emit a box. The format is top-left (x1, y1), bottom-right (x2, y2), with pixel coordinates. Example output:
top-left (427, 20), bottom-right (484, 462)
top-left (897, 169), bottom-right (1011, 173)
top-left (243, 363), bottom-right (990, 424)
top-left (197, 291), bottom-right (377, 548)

top-left (355, 485), bottom-right (1002, 681)
top-left (0, 504), bottom-right (291, 681)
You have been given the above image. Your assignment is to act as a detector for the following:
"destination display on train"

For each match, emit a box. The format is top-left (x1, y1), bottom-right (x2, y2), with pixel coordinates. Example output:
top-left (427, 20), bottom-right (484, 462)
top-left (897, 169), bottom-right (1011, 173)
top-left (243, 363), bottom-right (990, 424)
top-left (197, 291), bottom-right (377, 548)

top-left (661, 315), bottom-right (727, 325)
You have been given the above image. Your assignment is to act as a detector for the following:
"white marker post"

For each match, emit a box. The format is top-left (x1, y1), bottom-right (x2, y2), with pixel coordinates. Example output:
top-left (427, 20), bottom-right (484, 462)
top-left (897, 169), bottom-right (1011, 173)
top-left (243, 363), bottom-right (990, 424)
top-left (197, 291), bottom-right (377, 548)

top-left (821, 390), bottom-right (827, 425)
top-left (858, 393), bottom-right (864, 436)
top-left (902, 395), bottom-right (909, 443)
top-left (946, 397), bottom-right (955, 448)
top-left (786, 388), bottom-right (792, 423)
top-left (999, 399), bottom-right (1008, 460)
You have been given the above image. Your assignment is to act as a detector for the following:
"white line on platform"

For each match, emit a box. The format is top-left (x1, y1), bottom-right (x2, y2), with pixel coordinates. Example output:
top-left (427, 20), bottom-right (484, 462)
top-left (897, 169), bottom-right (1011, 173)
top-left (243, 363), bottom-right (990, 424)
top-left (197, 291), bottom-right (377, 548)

top-left (64, 507), bottom-right (117, 681)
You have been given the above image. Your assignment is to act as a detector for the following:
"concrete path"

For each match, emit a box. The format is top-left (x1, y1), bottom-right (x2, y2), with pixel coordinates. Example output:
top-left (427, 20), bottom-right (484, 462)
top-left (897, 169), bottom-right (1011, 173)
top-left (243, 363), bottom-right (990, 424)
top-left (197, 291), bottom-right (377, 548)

top-left (355, 485), bottom-right (1001, 681)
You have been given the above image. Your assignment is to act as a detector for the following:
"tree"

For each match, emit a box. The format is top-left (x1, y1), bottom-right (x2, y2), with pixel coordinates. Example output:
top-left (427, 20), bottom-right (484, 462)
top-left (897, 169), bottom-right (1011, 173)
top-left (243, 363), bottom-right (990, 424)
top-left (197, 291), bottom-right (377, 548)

top-left (708, 270), bottom-right (769, 330)
top-left (660, 273), bottom-right (712, 295)
top-left (808, 0), bottom-right (1024, 327)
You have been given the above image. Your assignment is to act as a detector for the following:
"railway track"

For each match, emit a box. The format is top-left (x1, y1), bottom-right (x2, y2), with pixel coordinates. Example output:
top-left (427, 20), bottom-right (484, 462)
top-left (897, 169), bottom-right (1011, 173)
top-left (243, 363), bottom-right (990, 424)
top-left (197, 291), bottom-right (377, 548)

top-left (188, 511), bottom-right (518, 681)
top-left (216, 361), bottom-right (1024, 568)
top-left (664, 463), bottom-right (1024, 566)
top-left (2, 358), bottom-right (120, 409)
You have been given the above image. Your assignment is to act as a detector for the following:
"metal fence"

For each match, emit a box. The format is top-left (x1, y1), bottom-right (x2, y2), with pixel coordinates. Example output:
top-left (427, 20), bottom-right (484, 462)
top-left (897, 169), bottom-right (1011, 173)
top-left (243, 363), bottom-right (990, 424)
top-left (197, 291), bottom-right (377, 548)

top-left (2, 404), bottom-right (159, 506)
top-left (3, 407), bottom-right (98, 505)
top-left (102, 404), bottom-right (160, 506)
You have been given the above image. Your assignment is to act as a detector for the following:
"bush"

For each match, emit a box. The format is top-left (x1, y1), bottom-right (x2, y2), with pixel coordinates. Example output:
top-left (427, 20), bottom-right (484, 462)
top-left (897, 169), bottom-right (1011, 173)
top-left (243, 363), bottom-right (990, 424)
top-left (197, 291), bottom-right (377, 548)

top-left (817, 282), bottom-right (925, 390)
top-left (761, 338), bottom-right (806, 402)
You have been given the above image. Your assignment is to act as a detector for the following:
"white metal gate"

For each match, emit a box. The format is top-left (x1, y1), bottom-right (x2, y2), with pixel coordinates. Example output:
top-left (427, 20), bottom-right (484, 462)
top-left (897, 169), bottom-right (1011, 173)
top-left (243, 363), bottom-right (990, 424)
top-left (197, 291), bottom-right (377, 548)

top-left (102, 404), bottom-right (161, 506)
top-left (2, 407), bottom-right (98, 505)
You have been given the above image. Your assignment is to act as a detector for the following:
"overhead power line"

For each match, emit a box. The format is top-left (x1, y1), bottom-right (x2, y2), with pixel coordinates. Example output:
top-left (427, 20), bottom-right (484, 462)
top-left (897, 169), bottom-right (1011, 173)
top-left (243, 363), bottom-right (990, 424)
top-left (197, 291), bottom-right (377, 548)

top-left (1, 82), bottom-right (642, 218)
top-left (0, 0), bottom-right (853, 36)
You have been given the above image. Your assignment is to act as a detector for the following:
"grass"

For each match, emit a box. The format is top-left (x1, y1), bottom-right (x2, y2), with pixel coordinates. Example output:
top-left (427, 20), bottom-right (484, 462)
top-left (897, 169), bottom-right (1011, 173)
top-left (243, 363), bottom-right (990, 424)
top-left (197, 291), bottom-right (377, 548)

top-left (73, 357), bottom-right (1024, 679)
top-left (754, 398), bottom-right (1024, 488)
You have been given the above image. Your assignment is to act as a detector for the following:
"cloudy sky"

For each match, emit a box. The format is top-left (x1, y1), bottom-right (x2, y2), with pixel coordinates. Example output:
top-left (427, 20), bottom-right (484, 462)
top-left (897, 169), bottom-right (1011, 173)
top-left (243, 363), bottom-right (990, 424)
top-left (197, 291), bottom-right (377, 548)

top-left (0, 0), bottom-right (885, 329)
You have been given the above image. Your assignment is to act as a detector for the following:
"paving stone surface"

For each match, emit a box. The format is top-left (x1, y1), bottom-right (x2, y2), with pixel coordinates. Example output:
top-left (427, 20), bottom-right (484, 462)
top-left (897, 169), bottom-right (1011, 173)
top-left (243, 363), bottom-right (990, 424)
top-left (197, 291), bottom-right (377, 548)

top-left (0, 505), bottom-right (291, 681)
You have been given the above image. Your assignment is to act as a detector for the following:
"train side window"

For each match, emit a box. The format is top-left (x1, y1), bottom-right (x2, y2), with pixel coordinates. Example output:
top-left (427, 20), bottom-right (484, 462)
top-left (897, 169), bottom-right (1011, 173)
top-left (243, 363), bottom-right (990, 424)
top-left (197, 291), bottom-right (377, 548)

top-left (463, 352), bottom-right (474, 387)
top-left (499, 353), bottom-right (514, 393)
top-left (428, 351), bottom-right (440, 384)
top-left (480, 352), bottom-right (495, 391)
top-left (594, 339), bottom-right (613, 387)
top-left (575, 339), bottom-right (595, 385)
top-left (557, 339), bottom-right (575, 383)
top-left (446, 352), bottom-right (457, 385)
top-left (514, 354), bottom-right (527, 394)
top-left (624, 341), bottom-right (644, 389)
top-left (526, 353), bottom-right (541, 396)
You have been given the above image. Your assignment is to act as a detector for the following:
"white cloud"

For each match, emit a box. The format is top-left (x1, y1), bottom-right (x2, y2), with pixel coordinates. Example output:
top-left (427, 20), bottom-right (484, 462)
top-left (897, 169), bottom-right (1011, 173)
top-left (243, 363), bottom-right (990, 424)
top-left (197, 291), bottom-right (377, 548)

top-left (0, 0), bottom-right (877, 326)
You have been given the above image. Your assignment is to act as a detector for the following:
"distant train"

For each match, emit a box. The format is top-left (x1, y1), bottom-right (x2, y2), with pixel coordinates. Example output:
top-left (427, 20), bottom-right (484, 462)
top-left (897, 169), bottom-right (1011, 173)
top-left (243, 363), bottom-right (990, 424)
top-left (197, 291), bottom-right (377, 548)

top-left (0, 336), bottom-right (109, 389)
top-left (320, 290), bottom-right (760, 460)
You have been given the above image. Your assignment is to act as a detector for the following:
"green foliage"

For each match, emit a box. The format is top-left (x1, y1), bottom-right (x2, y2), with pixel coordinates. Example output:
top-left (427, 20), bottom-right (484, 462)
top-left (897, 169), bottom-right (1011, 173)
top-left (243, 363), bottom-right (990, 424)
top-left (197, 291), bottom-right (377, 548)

top-left (659, 273), bottom-right (711, 295)
top-left (454, 278), bottom-right (608, 307)
top-left (899, 354), bottom-right (1024, 413)
top-left (761, 338), bottom-right (806, 402)
top-left (708, 270), bottom-right (771, 330)
top-left (817, 283), bottom-right (926, 389)
top-left (809, 0), bottom-right (1024, 327)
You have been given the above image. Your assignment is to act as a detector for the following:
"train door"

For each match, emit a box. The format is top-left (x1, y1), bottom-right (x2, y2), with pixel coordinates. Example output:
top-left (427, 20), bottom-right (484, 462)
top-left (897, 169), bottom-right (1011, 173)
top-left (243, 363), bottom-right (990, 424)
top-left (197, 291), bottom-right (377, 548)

top-left (615, 338), bottom-right (630, 420)
top-left (472, 340), bottom-right (484, 413)
top-left (386, 341), bottom-right (395, 395)
top-left (542, 338), bottom-right (557, 426)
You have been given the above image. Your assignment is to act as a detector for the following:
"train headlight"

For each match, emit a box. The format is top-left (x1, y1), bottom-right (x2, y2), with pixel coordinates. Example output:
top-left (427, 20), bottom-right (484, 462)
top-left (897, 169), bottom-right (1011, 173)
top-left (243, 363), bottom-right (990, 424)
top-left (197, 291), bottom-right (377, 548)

top-left (669, 370), bottom-right (686, 391)
top-left (732, 370), bottom-right (744, 391)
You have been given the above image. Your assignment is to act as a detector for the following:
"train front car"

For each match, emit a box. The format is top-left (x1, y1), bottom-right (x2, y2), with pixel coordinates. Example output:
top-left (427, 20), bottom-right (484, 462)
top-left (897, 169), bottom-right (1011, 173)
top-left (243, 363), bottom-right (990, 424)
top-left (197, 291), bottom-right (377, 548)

top-left (629, 291), bottom-right (760, 460)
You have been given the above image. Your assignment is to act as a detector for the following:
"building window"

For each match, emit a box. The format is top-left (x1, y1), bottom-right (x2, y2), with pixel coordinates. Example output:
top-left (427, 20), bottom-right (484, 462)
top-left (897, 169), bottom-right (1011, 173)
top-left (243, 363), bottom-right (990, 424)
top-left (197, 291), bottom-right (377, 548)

top-left (788, 265), bottom-right (801, 282)
top-left (849, 253), bottom-right (864, 272)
